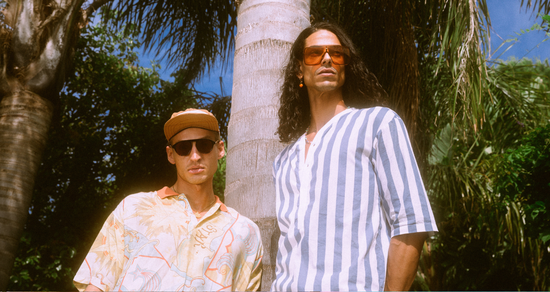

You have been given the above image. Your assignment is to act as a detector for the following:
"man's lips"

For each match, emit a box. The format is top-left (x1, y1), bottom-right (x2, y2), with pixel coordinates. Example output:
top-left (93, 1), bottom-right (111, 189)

top-left (316, 67), bottom-right (337, 76)
top-left (188, 166), bottom-right (205, 174)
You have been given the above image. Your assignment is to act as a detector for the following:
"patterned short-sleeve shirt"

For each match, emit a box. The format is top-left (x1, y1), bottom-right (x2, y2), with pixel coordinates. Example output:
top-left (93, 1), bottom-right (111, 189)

top-left (74, 187), bottom-right (263, 291)
top-left (271, 107), bottom-right (438, 291)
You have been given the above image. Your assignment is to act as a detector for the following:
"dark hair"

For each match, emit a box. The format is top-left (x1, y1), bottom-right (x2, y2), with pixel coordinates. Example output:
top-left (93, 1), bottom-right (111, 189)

top-left (276, 22), bottom-right (387, 143)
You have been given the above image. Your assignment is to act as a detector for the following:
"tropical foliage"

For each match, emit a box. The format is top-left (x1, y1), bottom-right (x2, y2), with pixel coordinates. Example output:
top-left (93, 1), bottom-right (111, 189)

top-left (415, 58), bottom-right (550, 291)
top-left (496, 124), bottom-right (550, 245)
top-left (104, 0), bottom-right (237, 85)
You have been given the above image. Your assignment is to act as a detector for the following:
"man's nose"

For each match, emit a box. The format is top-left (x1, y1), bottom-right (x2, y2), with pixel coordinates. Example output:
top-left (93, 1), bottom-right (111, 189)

top-left (321, 51), bottom-right (333, 65)
top-left (189, 144), bottom-right (201, 161)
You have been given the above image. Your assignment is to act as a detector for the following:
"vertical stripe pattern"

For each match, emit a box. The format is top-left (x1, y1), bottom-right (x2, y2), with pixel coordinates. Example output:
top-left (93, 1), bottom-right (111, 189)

top-left (271, 107), bottom-right (438, 291)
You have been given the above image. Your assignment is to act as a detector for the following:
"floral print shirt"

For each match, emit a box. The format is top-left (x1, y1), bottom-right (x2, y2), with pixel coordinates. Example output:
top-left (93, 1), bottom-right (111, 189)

top-left (74, 187), bottom-right (263, 291)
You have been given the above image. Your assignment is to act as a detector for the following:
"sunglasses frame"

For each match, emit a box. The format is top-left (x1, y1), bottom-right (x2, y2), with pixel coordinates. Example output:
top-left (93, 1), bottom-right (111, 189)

top-left (170, 138), bottom-right (220, 156)
top-left (303, 45), bottom-right (351, 65)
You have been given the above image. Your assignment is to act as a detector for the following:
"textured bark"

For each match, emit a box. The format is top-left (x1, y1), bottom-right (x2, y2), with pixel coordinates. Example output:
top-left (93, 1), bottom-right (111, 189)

top-left (226, 0), bottom-right (310, 289)
top-left (0, 0), bottom-right (85, 288)
top-left (0, 91), bottom-right (54, 288)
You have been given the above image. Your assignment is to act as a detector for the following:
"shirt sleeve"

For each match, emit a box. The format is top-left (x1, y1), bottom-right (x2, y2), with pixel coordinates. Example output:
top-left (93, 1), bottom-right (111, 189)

top-left (374, 112), bottom-right (438, 237)
top-left (73, 204), bottom-right (126, 291)
top-left (232, 219), bottom-right (264, 292)
top-left (246, 241), bottom-right (264, 292)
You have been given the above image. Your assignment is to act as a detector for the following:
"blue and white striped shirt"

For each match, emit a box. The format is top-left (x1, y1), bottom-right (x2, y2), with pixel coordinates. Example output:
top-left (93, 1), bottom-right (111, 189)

top-left (271, 107), bottom-right (437, 291)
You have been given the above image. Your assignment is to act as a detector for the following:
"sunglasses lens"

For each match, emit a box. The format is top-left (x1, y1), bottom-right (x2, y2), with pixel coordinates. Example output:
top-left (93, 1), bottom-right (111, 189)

top-left (196, 139), bottom-right (216, 153)
top-left (172, 139), bottom-right (217, 156)
top-left (173, 141), bottom-right (193, 156)
top-left (304, 47), bottom-right (325, 65)
top-left (328, 46), bottom-right (349, 65)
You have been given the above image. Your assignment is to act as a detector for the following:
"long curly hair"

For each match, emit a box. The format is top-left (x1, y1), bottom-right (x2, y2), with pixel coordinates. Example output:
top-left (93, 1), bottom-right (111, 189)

top-left (276, 22), bottom-right (388, 143)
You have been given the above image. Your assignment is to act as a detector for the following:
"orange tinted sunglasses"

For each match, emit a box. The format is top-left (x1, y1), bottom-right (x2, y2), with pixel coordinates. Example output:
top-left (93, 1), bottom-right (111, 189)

top-left (303, 45), bottom-right (350, 65)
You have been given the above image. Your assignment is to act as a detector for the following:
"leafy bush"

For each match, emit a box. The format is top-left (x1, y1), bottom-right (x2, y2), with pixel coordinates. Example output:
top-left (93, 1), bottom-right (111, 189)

top-left (496, 124), bottom-right (550, 244)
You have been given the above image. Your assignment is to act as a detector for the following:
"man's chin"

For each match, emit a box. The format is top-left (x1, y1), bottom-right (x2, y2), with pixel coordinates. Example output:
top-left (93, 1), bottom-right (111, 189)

top-left (311, 83), bottom-right (343, 94)
top-left (184, 176), bottom-right (210, 186)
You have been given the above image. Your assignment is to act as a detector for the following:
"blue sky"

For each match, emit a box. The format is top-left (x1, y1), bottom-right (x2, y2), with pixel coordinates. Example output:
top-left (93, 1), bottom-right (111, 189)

top-left (147, 1), bottom-right (550, 96)
top-left (487, 0), bottom-right (549, 62)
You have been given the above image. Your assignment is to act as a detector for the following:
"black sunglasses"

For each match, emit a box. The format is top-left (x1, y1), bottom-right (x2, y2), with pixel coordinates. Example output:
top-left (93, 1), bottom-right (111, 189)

top-left (170, 139), bottom-right (219, 156)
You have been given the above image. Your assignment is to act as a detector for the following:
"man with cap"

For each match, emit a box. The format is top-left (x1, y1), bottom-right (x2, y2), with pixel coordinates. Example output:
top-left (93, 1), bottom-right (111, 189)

top-left (74, 108), bottom-right (263, 291)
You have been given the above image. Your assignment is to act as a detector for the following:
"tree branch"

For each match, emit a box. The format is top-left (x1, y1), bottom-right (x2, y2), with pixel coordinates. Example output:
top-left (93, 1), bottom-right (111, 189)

top-left (37, 1), bottom-right (64, 30)
top-left (83, 0), bottom-right (113, 22)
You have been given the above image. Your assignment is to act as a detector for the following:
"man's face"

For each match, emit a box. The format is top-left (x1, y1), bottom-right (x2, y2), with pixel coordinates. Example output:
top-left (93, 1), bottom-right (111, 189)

top-left (298, 29), bottom-right (346, 96)
top-left (166, 128), bottom-right (224, 186)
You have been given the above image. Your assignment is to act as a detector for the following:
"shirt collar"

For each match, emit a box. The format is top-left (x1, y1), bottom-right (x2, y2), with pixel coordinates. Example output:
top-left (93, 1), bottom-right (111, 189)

top-left (157, 186), bottom-right (228, 212)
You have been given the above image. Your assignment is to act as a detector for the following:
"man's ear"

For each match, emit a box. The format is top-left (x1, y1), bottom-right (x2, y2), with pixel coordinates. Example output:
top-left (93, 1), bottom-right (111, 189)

top-left (166, 145), bottom-right (176, 164)
top-left (296, 63), bottom-right (303, 79)
top-left (217, 140), bottom-right (225, 159)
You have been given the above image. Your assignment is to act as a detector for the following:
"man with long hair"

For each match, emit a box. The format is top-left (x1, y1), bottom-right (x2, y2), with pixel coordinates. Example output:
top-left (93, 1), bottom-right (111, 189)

top-left (272, 22), bottom-right (437, 291)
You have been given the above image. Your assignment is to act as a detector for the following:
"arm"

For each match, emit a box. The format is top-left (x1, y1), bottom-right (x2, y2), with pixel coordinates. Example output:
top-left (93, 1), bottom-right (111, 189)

top-left (84, 284), bottom-right (103, 291)
top-left (384, 232), bottom-right (427, 291)
top-left (372, 111), bottom-right (437, 290)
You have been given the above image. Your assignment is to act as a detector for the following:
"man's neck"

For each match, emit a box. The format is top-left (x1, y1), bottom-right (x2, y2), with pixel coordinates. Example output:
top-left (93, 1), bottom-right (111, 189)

top-left (173, 181), bottom-right (216, 212)
top-left (308, 90), bottom-right (347, 133)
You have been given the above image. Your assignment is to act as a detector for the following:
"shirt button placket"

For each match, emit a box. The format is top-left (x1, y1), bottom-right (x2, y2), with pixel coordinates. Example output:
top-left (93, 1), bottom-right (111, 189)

top-left (306, 144), bottom-right (315, 168)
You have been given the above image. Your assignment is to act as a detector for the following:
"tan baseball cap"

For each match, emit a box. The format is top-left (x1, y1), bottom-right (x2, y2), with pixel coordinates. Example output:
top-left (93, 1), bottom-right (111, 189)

top-left (164, 108), bottom-right (219, 141)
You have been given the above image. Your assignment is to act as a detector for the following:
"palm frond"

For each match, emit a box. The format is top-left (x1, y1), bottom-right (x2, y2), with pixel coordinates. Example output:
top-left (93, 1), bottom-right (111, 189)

top-left (521, 0), bottom-right (550, 15)
top-left (421, 57), bottom-right (550, 289)
top-left (423, 0), bottom-right (490, 135)
top-left (105, 0), bottom-right (237, 85)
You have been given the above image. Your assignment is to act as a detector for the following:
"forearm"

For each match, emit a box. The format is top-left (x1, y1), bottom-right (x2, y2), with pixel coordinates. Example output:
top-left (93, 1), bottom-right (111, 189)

top-left (84, 284), bottom-right (102, 291)
top-left (384, 232), bottom-right (428, 291)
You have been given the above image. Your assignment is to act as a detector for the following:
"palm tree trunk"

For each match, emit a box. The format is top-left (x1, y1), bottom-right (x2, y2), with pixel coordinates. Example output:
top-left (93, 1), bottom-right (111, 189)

top-left (226, 0), bottom-right (310, 289)
top-left (0, 0), bottom-right (87, 287)
top-left (0, 91), bottom-right (54, 288)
